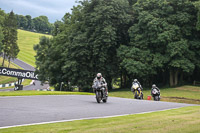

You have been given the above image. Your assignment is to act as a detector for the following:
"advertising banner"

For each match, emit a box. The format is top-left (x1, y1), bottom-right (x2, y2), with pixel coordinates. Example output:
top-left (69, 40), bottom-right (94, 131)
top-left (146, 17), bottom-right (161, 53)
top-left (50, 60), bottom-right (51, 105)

top-left (0, 67), bottom-right (38, 80)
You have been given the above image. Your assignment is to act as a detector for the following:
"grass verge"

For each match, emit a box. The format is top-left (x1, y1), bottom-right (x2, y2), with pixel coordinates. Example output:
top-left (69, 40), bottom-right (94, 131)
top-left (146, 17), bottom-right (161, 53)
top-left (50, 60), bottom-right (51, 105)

top-left (0, 91), bottom-right (93, 96)
top-left (109, 85), bottom-right (200, 104)
top-left (0, 106), bottom-right (199, 133)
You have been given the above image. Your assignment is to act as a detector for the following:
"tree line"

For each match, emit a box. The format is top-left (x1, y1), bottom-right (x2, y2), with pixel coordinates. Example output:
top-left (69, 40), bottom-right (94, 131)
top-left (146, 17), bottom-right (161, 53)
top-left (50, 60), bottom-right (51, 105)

top-left (0, 9), bottom-right (19, 67)
top-left (34, 0), bottom-right (200, 91)
top-left (16, 14), bottom-right (53, 34)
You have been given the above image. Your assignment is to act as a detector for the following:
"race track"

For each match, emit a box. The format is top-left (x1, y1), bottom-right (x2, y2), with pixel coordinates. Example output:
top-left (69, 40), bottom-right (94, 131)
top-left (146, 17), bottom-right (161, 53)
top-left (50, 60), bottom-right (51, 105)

top-left (0, 95), bottom-right (194, 129)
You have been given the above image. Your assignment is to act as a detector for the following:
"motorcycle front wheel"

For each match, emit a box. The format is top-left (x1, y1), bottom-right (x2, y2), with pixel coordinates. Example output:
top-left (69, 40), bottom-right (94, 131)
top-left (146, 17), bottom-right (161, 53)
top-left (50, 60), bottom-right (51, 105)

top-left (134, 92), bottom-right (139, 99)
top-left (96, 91), bottom-right (102, 103)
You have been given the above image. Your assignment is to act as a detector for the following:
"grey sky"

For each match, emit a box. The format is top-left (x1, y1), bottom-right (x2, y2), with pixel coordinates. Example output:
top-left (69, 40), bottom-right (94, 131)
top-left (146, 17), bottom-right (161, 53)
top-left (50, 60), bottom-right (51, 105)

top-left (0, 0), bottom-right (78, 23)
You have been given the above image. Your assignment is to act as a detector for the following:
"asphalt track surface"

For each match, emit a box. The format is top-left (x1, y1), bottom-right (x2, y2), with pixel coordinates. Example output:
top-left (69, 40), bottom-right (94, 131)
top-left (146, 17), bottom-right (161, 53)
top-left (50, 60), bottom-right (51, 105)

top-left (0, 58), bottom-right (48, 91)
top-left (0, 95), bottom-right (194, 129)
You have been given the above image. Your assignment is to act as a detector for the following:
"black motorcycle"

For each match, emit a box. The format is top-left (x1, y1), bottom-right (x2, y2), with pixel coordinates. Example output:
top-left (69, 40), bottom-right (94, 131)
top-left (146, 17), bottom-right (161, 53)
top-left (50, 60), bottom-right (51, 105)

top-left (151, 88), bottom-right (160, 101)
top-left (93, 81), bottom-right (108, 103)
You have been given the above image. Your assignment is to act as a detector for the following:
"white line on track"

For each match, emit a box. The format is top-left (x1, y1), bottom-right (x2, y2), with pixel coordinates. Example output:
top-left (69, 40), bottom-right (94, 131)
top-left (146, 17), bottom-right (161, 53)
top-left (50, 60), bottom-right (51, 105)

top-left (0, 106), bottom-right (184, 129)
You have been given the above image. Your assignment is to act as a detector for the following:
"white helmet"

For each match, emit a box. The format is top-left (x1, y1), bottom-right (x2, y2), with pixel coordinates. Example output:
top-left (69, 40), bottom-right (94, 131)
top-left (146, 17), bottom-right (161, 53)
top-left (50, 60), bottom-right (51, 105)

top-left (152, 84), bottom-right (156, 88)
top-left (97, 73), bottom-right (102, 79)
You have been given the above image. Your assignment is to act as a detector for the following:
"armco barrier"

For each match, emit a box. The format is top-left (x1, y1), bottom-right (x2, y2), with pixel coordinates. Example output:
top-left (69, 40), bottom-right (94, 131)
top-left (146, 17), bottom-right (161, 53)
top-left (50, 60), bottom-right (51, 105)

top-left (0, 79), bottom-right (24, 88)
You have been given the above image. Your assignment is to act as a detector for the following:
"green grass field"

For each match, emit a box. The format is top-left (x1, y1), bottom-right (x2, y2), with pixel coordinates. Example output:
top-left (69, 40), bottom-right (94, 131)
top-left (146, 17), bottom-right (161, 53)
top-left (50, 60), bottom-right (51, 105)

top-left (0, 106), bottom-right (199, 133)
top-left (17, 29), bottom-right (51, 67)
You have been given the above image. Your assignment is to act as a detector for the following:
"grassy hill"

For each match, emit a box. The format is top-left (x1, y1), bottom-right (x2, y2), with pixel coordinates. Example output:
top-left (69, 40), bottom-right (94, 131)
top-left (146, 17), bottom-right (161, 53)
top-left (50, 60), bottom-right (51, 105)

top-left (0, 29), bottom-right (51, 87)
top-left (17, 29), bottom-right (51, 67)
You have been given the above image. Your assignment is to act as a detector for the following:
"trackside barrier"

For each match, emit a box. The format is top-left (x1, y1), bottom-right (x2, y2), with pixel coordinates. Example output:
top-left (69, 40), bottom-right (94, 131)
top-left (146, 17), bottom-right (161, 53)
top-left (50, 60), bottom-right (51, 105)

top-left (193, 80), bottom-right (200, 86)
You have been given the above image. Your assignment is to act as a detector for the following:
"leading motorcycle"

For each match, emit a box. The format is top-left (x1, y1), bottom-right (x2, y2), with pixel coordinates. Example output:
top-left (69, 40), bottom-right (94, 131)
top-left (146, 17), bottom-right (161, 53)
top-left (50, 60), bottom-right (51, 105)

top-left (131, 83), bottom-right (143, 99)
top-left (93, 80), bottom-right (108, 103)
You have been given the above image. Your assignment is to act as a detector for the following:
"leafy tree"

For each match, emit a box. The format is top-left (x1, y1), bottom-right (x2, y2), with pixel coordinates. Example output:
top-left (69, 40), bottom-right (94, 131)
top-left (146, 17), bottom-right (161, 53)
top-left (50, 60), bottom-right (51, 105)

top-left (52, 20), bottom-right (63, 36)
top-left (15, 14), bottom-right (53, 34)
top-left (34, 34), bottom-right (69, 90)
top-left (16, 15), bottom-right (28, 29)
top-left (118, 0), bottom-right (198, 86)
top-left (34, 0), bottom-right (131, 91)
top-left (34, 13), bottom-right (71, 90)
top-left (25, 15), bottom-right (34, 30)
top-left (0, 9), bottom-right (6, 53)
top-left (128, 0), bottom-right (137, 6)
top-left (34, 0), bottom-right (200, 89)
top-left (2, 11), bottom-right (19, 67)
top-left (34, 36), bottom-right (52, 82)
top-left (33, 16), bottom-right (53, 34)
top-left (0, 27), bottom-right (3, 53)
top-left (192, 0), bottom-right (200, 81)
top-left (61, 0), bottom-right (131, 91)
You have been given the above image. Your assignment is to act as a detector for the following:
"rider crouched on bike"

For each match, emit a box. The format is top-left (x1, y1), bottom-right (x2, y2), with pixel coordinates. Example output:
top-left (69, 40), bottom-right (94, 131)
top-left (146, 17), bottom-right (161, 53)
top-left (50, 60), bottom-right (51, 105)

top-left (131, 79), bottom-right (143, 93)
top-left (151, 84), bottom-right (160, 96)
top-left (92, 73), bottom-right (108, 96)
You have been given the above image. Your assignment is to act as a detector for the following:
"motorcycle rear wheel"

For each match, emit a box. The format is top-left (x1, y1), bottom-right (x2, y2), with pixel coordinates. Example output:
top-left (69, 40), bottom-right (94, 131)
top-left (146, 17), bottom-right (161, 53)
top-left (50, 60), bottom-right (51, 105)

top-left (103, 97), bottom-right (107, 103)
top-left (154, 96), bottom-right (159, 101)
top-left (140, 93), bottom-right (143, 99)
top-left (134, 92), bottom-right (139, 99)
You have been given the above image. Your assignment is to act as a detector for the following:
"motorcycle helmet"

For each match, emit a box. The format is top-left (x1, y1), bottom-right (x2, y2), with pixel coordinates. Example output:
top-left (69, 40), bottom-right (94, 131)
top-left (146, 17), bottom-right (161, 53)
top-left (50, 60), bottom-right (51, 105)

top-left (97, 73), bottom-right (102, 79)
top-left (152, 84), bottom-right (156, 88)
top-left (134, 79), bottom-right (138, 82)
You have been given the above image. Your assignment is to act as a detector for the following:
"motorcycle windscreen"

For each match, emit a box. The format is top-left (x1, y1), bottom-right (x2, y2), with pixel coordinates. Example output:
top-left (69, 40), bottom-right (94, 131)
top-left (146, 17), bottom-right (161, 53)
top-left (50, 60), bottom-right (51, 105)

top-left (132, 83), bottom-right (139, 89)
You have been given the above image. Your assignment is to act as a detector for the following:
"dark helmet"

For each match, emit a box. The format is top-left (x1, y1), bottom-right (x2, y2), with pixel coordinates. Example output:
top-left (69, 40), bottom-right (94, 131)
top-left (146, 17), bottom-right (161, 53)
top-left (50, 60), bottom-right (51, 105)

top-left (97, 73), bottom-right (102, 79)
top-left (134, 79), bottom-right (138, 82)
top-left (152, 84), bottom-right (156, 88)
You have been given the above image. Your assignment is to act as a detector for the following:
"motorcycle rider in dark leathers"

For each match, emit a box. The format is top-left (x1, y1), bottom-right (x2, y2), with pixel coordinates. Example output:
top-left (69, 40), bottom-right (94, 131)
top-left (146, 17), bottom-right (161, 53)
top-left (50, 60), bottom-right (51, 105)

top-left (151, 84), bottom-right (160, 96)
top-left (131, 79), bottom-right (143, 94)
top-left (92, 73), bottom-right (108, 96)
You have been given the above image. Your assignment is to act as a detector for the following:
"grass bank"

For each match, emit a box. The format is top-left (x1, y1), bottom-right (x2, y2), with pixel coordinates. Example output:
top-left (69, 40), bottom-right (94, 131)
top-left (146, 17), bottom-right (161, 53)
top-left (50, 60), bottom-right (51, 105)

top-left (17, 29), bottom-right (51, 67)
top-left (0, 91), bottom-right (93, 96)
top-left (0, 106), bottom-right (199, 133)
top-left (109, 85), bottom-right (200, 104)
